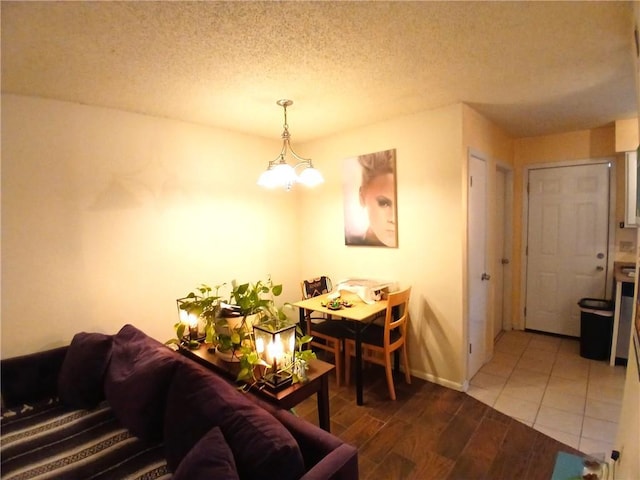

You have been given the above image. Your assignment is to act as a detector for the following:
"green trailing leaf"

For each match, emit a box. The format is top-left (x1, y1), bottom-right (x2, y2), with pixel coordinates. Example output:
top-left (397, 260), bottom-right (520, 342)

top-left (296, 349), bottom-right (316, 363)
top-left (247, 351), bottom-right (259, 363)
top-left (205, 324), bottom-right (214, 344)
top-left (237, 367), bottom-right (250, 381)
top-left (299, 335), bottom-right (313, 345)
top-left (176, 323), bottom-right (186, 340)
top-left (234, 283), bottom-right (249, 296)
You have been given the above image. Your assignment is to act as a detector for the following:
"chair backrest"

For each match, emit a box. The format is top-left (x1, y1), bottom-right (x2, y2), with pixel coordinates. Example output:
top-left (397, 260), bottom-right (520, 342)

top-left (383, 287), bottom-right (411, 346)
top-left (301, 276), bottom-right (333, 299)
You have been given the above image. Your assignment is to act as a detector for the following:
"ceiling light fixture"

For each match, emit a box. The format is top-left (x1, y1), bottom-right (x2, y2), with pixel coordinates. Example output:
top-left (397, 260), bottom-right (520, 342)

top-left (257, 99), bottom-right (324, 191)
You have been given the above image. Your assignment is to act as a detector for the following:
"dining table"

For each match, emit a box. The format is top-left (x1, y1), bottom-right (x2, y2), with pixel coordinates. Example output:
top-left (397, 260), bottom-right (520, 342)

top-left (292, 291), bottom-right (388, 406)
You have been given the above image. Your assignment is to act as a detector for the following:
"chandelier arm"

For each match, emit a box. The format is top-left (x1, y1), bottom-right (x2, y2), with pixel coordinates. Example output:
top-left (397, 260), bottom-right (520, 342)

top-left (267, 142), bottom-right (287, 166)
top-left (284, 139), bottom-right (313, 166)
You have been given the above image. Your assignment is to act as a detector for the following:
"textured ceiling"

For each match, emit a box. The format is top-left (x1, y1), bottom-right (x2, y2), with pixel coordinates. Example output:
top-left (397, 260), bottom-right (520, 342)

top-left (1, 1), bottom-right (637, 142)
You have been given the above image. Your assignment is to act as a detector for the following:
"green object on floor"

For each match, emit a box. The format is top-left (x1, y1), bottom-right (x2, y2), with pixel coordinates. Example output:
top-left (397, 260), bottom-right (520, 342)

top-left (551, 451), bottom-right (583, 480)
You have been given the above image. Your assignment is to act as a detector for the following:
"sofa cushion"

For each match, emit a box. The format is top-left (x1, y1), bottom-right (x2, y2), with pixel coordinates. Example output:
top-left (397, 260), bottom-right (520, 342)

top-left (164, 360), bottom-right (305, 480)
top-left (58, 332), bottom-right (113, 409)
top-left (104, 324), bottom-right (178, 442)
top-left (172, 426), bottom-right (239, 480)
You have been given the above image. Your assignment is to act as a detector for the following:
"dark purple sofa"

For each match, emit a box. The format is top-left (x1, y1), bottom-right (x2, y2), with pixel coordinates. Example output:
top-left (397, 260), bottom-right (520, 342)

top-left (0, 324), bottom-right (358, 480)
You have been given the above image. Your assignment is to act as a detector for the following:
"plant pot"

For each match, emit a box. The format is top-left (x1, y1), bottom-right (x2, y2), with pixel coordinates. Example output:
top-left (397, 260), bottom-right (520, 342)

top-left (294, 359), bottom-right (309, 382)
top-left (215, 313), bottom-right (261, 336)
top-left (215, 345), bottom-right (243, 363)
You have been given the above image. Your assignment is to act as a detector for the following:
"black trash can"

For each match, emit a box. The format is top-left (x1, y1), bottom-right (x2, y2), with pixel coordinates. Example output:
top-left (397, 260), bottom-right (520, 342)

top-left (578, 298), bottom-right (614, 360)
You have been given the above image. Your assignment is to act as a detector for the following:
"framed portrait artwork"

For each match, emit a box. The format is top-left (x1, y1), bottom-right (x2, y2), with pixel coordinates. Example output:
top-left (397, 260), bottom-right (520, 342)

top-left (342, 148), bottom-right (398, 247)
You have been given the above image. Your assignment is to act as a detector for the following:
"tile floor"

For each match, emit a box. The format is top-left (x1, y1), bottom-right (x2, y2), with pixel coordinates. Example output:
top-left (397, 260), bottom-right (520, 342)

top-left (468, 330), bottom-right (626, 457)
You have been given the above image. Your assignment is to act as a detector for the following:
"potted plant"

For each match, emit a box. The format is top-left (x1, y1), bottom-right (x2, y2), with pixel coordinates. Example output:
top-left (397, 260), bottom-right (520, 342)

top-left (214, 278), bottom-right (283, 362)
top-left (170, 278), bottom-right (315, 388)
top-left (237, 304), bottom-right (316, 388)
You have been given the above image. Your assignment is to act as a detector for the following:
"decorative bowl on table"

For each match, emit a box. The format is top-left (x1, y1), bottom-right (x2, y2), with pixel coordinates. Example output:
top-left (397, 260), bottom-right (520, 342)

top-left (327, 299), bottom-right (343, 310)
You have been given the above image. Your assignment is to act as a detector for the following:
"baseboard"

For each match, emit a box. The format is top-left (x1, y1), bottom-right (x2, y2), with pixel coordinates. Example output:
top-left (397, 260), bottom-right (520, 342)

top-left (410, 369), bottom-right (466, 392)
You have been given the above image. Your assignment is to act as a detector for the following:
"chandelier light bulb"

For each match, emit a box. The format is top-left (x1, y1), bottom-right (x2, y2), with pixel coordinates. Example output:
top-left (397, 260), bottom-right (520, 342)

top-left (298, 166), bottom-right (324, 187)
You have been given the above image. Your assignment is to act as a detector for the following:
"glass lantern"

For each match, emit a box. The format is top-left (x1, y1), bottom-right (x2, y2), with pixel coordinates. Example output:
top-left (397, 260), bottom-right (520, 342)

top-left (253, 322), bottom-right (296, 391)
top-left (176, 297), bottom-right (201, 341)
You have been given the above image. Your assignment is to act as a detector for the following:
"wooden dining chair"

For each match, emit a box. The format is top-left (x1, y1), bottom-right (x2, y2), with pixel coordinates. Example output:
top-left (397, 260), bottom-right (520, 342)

top-left (344, 287), bottom-right (411, 400)
top-left (300, 276), bottom-right (346, 386)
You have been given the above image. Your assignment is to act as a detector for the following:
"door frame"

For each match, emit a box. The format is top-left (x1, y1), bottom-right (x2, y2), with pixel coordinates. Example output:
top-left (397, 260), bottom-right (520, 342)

top-left (496, 162), bottom-right (514, 333)
top-left (518, 158), bottom-right (617, 330)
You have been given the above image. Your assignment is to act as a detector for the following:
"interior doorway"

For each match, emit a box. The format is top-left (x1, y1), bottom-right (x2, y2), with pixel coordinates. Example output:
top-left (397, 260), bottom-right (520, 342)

top-left (524, 162), bottom-right (612, 337)
top-left (468, 153), bottom-right (488, 379)
top-left (494, 165), bottom-right (513, 340)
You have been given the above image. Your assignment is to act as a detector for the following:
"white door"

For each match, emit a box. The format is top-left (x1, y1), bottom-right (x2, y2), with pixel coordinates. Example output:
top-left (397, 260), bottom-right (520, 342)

top-left (525, 163), bottom-right (610, 337)
top-left (468, 154), bottom-right (488, 378)
top-left (494, 168), bottom-right (507, 339)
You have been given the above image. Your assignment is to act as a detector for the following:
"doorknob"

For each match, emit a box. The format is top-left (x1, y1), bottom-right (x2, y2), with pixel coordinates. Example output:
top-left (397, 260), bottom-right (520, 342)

top-left (596, 266), bottom-right (604, 271)
top-left (481, 273), bottom-right (491, 281)
top-left (597, 253), bottom-right (605, 259)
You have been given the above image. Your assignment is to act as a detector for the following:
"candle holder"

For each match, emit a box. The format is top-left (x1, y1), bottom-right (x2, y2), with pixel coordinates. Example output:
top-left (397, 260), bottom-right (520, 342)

top-left (253, 322), bottom-right (296, 391)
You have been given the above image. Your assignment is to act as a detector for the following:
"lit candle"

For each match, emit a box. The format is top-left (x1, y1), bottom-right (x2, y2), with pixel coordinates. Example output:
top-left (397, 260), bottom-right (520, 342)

top-left (188, 313), bottom-right (198, 340)
top-left (273, 333), bottom-right (283, 363)
top-left (266, 333), bottom-right (285, 370)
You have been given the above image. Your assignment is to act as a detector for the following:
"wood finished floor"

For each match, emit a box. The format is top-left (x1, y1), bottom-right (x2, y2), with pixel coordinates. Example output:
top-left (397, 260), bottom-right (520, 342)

top-left (294, 362), bottom-right (582, 480)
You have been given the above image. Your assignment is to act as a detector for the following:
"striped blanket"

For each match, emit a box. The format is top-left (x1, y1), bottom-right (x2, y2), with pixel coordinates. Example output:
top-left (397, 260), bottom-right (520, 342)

top-left (1, 400), bottom-right (170, 480)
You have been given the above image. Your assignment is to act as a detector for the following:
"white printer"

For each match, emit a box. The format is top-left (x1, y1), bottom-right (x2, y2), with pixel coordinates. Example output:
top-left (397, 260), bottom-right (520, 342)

top-left (328, 278), bottom-right (399, 304)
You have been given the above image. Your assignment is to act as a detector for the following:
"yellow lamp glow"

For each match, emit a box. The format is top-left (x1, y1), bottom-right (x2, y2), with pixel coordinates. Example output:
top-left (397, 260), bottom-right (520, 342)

top-left (177, 296), bottom-right (202, 342)
top-left (253, 322), bottom-right (295, 391)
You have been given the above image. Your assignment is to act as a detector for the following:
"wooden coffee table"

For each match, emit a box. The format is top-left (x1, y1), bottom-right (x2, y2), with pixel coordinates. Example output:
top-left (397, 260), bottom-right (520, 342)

top-left (179, 343), bottom-right (335, 432)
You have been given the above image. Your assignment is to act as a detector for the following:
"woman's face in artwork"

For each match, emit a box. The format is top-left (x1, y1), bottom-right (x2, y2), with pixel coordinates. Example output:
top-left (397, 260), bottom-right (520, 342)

top-left (360, 173), bottom-right (397, 247)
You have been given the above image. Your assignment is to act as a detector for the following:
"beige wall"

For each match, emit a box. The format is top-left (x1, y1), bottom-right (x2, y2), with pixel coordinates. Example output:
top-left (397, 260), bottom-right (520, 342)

top-left (462, 105), bottom-right (514, 166)
top-left (297, 104), bottom-right (468, 387)
top-left (2, 95), bottom-right (473, 388)
top-left (4, 92), bottom-right (638, 399)
top-left (1, 94), bottom-right (302, 358)
top-left (615, 117), bottom-right (638, 152)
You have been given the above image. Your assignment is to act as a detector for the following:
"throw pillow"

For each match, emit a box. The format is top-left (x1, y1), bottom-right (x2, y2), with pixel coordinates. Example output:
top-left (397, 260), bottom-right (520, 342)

top-left (58, 332), bottom-right (113, 409)
top-left (104, 324), bottom-right (179, 442)
top-left (172, 426), bottom-right (239, 480)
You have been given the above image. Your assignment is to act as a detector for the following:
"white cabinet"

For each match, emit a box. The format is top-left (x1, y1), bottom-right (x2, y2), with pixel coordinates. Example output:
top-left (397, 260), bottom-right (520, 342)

top-left (625, 150), bottom-right (638, 228)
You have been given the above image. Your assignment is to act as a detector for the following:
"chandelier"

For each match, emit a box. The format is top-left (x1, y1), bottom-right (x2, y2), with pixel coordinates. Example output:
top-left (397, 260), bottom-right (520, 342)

top-left (257, 99), bottom-right (324, 191)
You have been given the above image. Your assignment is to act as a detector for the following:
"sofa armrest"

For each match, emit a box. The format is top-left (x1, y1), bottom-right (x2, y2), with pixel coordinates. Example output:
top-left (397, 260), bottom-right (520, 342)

top-left (265, 407), bottom-right (358, 479)
top-left (299, 443), bottom-right (359, 480)
top-left (1, 346), bottom-right (68, 408)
